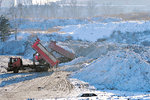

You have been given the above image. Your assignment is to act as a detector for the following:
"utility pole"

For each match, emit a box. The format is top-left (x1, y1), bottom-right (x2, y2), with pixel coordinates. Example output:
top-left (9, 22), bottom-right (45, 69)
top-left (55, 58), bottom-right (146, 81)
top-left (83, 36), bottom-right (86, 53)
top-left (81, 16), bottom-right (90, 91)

top-left (9, 0), bottom-right (18, 40)
top-left (0, 0), bottom-right (2, 12)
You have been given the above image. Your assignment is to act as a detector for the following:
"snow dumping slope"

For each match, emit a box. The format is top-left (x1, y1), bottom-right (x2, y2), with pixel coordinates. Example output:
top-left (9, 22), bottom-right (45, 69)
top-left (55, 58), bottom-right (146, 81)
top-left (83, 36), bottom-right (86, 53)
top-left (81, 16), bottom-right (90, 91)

top-left (73, 49), bottom-right (150, 92)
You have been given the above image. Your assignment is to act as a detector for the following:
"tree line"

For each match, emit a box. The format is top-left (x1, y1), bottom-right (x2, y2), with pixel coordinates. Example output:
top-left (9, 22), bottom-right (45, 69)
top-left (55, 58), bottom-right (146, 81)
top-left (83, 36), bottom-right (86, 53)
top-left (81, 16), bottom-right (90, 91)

top-left (0, 0), bottom-right (124, 19)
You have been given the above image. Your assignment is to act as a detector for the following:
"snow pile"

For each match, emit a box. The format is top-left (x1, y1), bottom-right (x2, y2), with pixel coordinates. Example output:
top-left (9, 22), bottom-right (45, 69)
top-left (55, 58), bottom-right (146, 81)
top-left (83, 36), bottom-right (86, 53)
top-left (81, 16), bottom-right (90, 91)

top-left (10, 17), bottom-right (121, 30)
top-left (10, 19), bottom-right (89, 30)
top-left (2, 18), bottom-right (150, 60)
top-left (60, 23), bottom-right (116, 41)
top-left (0, 41), bottom-right (25, 55)
top-left (79, 43), bottom-right (116, 59)
top-left (2, 20), bottom-right (150, 59)
top-left (109, 30), bottom-right (150, 46)
top-left (7, 18), bottom-right (150, 44)
top-left (0, 56), bottom-right (9, 73)
top-left (73, 49), bottom-right (150, 92)
top-left (101, 17), bottom-right (122, 23)
top-left (56, 42), bottom-right (75, 54)
top-left (10, 18), bottom-right (150, 44)
top-left (91, 17), bottom-right (122, 23)
top-left (60, 57), bottom-right (90, 66)
top-left (59, 21), bottom-right (150, 42)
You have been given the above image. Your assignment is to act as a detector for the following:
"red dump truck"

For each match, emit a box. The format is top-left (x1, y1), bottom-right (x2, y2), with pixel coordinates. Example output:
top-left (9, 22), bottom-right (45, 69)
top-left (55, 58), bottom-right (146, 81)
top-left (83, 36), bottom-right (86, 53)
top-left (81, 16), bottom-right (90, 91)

top-left (7, 39), bottom-right (75, 73)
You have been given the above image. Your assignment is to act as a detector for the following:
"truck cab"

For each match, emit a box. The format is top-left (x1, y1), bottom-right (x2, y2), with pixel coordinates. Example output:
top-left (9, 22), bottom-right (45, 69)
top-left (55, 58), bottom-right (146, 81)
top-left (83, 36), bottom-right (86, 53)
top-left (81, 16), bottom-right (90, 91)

top-left (7, 57), bottom-right (23, 73)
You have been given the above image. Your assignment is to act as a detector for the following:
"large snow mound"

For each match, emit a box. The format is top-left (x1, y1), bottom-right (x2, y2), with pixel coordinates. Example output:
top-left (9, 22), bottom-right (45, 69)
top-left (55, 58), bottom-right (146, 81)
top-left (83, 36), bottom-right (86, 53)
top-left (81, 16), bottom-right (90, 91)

top-left (73, 49), bottom-right (150, 92)
top-left (2, 18), bottom-right (150, 59)
top-left (59, 21), bottom-right (150, 42)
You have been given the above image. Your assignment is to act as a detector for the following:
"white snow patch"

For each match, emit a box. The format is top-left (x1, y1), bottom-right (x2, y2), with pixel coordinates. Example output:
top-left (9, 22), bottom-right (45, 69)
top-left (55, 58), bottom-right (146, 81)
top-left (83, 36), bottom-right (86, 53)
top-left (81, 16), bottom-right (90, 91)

top-left (59, 21), bottom-right (150, 42)
top-left (57, 42), bottom-right (75, 54)
top-left (73, 50), bottom-right (150, 92)
top-left (60, 57), bottom-right (90, 66)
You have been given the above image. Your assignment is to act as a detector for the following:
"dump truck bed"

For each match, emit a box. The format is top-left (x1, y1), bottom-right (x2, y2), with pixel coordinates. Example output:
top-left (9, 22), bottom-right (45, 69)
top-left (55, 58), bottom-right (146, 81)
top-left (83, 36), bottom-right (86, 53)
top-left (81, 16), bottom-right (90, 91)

top-left (49, 41), bottom-right (75, 60)
top-left (32, 39), bottom-right (59, 67)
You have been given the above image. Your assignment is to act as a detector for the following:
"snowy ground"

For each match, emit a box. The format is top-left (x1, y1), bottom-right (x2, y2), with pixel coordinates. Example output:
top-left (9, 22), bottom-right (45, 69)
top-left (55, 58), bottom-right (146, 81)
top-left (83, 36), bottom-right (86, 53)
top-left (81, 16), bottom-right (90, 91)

top-left (1, 17), bottom-right (150, 99)
top-left (1, 55), bottom-right (150, 100)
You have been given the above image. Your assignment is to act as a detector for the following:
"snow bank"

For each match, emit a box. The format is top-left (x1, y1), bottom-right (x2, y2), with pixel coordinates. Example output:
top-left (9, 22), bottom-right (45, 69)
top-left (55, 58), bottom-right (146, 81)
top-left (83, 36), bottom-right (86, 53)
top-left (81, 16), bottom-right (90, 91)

top-left (9, 18), bottom-right (150, 43)
top-left (101, 17), bottom-right (122, 23)
top-left (73, 49), bottom-right (150, 92)
top-left (60, 23), bottom-right (116, 41)
top-left (10, 18), bottom-right (150, 43)
top-left (2, 18), bottom-right (150, 59)
top-left (10, 18), bottom-right (89, 30)
top-left (91, 17), bottom-right (122, 23)
top-left (11, 17), bottom-right (121, 30)
top-left (59, 21), bottom-right (150, 42)
top-left (60, 57), bottom-right (90, 66)
top-left (0, 41), bottom-right (25, 55)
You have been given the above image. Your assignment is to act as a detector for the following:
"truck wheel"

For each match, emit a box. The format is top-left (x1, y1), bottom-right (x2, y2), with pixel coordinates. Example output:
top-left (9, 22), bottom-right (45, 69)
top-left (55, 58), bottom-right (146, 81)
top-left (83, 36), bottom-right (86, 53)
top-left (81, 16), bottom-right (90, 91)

top-left (35, 67), bottom-right (48, 72)
top-left (13, 68), bottom-right (19, 73)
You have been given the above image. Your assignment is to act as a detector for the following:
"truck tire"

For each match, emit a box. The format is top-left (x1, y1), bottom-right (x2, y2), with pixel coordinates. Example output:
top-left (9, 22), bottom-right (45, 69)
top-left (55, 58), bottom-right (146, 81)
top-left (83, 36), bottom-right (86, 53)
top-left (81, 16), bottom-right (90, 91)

top-left (35, 66), bottom-right (48, 72)
top-left (13, 68), bottom-right (19, 73)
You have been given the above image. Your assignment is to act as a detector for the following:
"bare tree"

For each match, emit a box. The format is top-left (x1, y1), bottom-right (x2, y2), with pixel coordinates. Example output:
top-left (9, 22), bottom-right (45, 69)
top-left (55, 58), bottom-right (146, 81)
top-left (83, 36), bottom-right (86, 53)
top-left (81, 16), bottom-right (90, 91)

top-left (24, 0), bottom-right (32, 5)
top-left (69, 0), bottom-right (78, 18)
top-left (17, 3), bottom-right (23, 32)
top-left (87, 0), bottom-right (96, 17)
top-left (61, 0), bottom-right (67, 18)
top-left (0, 0), bottom-right (2, 7)
top-left (45, 0), bottom-right (50, 19)
top-left (102, 3), bottom-right (113, 15)
top-left (50, 2), bottom-right (59, 18)
top-left (18, 3), bottom-right (23, 19)
top-left (0, 0), bottom-right (2, 12)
